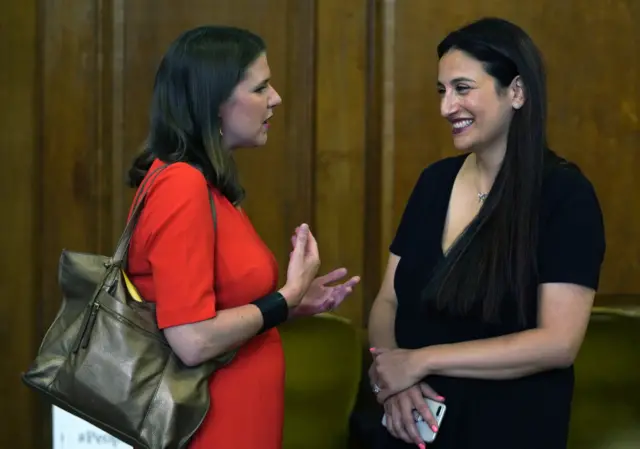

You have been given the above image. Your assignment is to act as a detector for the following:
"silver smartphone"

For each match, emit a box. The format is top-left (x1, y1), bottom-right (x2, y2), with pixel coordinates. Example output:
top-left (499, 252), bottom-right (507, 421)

top-left (381, 397), bottom-right (446, 443)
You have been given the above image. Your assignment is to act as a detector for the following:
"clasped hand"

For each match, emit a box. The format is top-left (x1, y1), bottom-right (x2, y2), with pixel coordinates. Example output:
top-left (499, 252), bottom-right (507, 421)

top-left (370, 347), bottom-right (424, 401)
top-left (370, 348), bottom-right (444, 447)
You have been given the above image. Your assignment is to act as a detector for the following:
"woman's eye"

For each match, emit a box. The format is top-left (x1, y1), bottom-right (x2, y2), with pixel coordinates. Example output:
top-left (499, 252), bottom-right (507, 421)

top-left (456, 85), bottom-right (471, 94)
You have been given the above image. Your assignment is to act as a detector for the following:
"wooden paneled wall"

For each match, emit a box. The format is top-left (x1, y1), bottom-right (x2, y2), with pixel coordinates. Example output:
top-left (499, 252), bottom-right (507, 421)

top-left (1, 0), bottom-right (638, 447)
top-left (381, 0), bottom-right (640, 298)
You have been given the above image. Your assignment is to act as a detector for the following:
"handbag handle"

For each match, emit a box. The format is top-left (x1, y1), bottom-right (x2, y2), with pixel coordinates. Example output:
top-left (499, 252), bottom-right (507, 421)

top-left (110, 164), bottom-right (218, 267)
top-left (111, 164), bottom-right (170, 266)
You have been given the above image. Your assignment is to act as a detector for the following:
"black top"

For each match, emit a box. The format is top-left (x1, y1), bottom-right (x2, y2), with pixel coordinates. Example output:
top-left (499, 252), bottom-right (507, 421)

top-left (376, 154), bottom-right (606, 449)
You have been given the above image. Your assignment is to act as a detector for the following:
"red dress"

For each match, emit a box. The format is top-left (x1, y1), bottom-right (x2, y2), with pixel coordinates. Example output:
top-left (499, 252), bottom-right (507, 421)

top-left (126, 159), bottom-right (285, 449)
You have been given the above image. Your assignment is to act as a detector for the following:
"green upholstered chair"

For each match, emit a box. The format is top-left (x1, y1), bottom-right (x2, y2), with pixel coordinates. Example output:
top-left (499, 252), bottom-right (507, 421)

top-left (569, 306), bottom-right (640, 448)
top-left (279, 313), bottom-right (363, 449)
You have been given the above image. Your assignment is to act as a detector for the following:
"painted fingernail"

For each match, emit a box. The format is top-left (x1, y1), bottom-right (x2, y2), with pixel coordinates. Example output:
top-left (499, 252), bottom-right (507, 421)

top-left (431, 425), bottom-right (438, 432)
top-left (369, 347), bottom-right (376, 352)
top-left (436, 395), bottom-right (445, 401)
top-left (418, 444), bottom-right (426, 449)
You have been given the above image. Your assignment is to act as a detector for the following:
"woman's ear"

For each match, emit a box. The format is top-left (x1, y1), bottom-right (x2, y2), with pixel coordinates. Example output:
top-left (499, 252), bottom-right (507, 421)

top-left (511, 76), bottom-right (526, 110)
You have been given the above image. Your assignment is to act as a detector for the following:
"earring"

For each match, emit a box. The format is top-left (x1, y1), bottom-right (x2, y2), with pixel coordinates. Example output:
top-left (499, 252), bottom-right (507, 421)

top-left (219, 127), bottom-right (224, 136)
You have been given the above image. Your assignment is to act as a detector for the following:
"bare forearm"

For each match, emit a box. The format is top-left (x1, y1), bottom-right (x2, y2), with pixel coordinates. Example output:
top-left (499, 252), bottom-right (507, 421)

top-left (193, 305), bottom-right (265, 361)
top-left (368, 298), bottom-right (398, 349)
top-left (417, 328), bottom-right (573, 380)
top-left (167, 286), bottom-right (298, 366)
top-left (165, 304), bottom-right (263, 365)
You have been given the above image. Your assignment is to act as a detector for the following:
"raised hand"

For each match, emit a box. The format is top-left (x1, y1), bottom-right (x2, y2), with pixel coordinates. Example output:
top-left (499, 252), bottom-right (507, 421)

top-left (288, 227), bottom-right (360, 318)
top-left (278, 224), bottom-right (321, 308)
top-left (289, 268), bottom-right (360, 318)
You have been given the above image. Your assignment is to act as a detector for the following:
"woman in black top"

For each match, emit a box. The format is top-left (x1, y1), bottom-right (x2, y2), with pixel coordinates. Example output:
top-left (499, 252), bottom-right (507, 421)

top-left (367, 17), bottom-right (606, 449)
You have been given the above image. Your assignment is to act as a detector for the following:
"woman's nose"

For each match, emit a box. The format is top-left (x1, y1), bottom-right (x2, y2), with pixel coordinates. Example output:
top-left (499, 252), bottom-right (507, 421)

top-left (440, 92), bottom-right (459, 118)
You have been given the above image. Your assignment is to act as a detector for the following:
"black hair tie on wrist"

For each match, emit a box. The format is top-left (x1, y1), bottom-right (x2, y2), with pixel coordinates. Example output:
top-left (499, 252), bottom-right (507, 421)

top-left (252, 292), bottom-right (289, 334)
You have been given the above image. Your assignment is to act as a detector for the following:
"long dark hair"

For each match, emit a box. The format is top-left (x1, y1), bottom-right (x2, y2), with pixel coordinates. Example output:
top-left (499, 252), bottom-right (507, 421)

top-left (126, 25), bottom-right (266, 204)
top-left (423, 17), bottom-right (563, 325)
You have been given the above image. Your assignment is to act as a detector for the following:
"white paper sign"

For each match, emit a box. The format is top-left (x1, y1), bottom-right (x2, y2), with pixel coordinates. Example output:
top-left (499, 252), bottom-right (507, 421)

top-left (52, 406), bottom-right (132, 449)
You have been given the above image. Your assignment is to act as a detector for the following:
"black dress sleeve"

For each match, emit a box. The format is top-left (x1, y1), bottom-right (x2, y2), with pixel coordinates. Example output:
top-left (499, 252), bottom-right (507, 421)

top-left (389, 169), bottom-right (431, 257)
top-left (538, 167), bottom-right (606, 290)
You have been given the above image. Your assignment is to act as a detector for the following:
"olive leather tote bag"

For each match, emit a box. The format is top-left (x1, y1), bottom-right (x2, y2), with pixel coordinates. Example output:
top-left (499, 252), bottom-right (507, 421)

top-left (22, 164), bottom-right (234, 449)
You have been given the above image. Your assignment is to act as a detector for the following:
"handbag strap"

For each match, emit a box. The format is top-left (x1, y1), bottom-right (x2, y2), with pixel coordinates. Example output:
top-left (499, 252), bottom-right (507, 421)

top-left (111, 163), bottom-right (217, 267)
top-left (127, 163), bottom-right (167, 219)
top-left (111, 164), bottom-right (169, 265)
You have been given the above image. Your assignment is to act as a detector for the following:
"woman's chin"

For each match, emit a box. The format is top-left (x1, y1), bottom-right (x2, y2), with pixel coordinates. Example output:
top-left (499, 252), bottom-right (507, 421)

top-left (452, 139), bottom-right (473, 152)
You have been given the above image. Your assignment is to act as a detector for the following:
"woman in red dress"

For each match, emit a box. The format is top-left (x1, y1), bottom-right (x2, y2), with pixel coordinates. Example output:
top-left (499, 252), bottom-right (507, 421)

top-left (125, 26), bottom-right (360, 449)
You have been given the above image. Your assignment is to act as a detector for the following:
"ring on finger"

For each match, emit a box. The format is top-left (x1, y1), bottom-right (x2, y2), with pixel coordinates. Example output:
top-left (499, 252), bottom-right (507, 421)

top-left (412, 409), bottom-right (424, 422)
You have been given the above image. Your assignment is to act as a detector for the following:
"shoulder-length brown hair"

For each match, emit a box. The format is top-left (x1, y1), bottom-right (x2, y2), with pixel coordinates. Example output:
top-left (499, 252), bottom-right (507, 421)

top-left (127, 25), bottom-right (266, 205)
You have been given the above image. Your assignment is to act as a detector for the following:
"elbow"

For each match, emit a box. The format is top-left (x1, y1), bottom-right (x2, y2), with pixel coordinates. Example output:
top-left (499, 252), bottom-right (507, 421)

top-left (553, 353), bottom-right (574, 369)
top-left (173, 342), bottom-right (205, 367)
top-left (166, 328), bottom-right (219, 367)
top-left (177, 348), bottom-right (203, 367)
top-left (539, 328), bottom-right (583, 369)
top-left (175, 336), bottom-right (230, 367)
top-left (164, 318), bottom-right (234, 367)
top-left (552, 342), bottom-right (580, 369)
